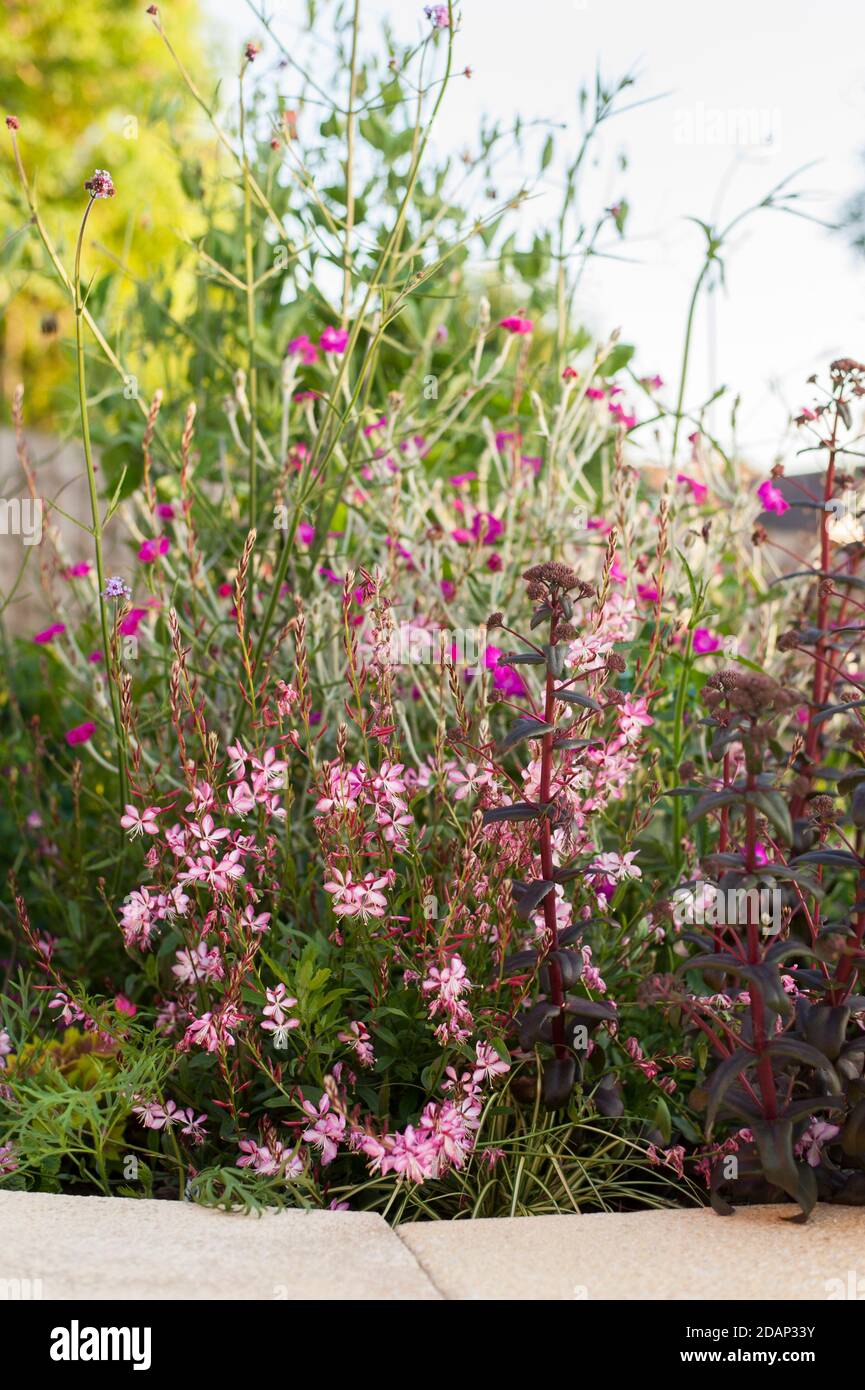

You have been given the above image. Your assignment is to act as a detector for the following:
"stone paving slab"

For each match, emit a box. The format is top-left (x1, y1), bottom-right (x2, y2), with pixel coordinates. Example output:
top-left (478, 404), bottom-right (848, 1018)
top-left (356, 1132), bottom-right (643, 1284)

top-left (398, 1204), bottom-right (865, 1301)
top-left (0, 1191), bottom-right (441, 1301)
top-left (3, 1193), bottom-right (863, 1300)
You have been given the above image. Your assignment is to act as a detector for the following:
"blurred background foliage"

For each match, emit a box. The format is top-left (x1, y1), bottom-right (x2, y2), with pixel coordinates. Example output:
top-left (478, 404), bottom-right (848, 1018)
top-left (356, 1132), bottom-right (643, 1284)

top-left (0, 0), bottom-right (213, 422)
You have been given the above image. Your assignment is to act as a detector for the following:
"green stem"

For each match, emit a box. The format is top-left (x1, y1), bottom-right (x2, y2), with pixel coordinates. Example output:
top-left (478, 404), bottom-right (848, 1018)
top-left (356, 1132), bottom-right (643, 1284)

top-left (74, 198), bottom-right (128, 816)
top-left (240, 68), bottom-right (258, 530)
top-left (671, 260), bottom-right (709, 463)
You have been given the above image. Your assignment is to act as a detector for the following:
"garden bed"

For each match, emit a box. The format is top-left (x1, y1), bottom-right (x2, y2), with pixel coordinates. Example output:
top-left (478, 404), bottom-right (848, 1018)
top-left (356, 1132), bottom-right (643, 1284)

top-left (4, 1), bottom-right (865, 1235)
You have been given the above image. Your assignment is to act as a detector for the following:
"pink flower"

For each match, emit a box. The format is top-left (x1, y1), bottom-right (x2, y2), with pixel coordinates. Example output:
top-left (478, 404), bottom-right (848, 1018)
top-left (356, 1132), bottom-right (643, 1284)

top-left (484, 644), bottom-right (527, 698)
top-left (320, 325), bottom-right (349, 354)
top-left (155, 502), bottom-right (175, 519)
top-left (114, 994), bottom-right (137, 1017)
top-left (338, 1020), bottom-right (375, 1067)
top-left (448, 762), bottom-right (492, 801)
top-left (302, 1094), bottom-right (346, 1165)
top-left (424, 4), bottom-right (451, 26)
top-left (34, 623), bottom-right (65, 644)
top-left (471, 511), bottom-right (503, 544)
top-left (692, 627), bottom-right (721, 655)
top-left (120, 804), bottom-right (161, 838)
top-left (617, 696), bottom-right (653, 743)
top-left (65, 722), bottom-right (96, 746)
top-left (757, 479), bottom-right (789, 515)
top-left (796, 1119), bottom-right (840, 1166)
top-left (172, 941), bottom-right (224, 986)
top-left (287, 334), bottom-right (318, 362)
top-left (323, 868), bottom-right (389, 922)
top-left (500, 314), bottom-right (533, 335)
top-left (138, 536), bottom-right (170, 563)
top-left (589, 850), bottom-right (642, 883)
top-left (261, 984), bottom-right (300, 1046)
top-left (119, 608), bottom-right (148, 636)
top-left (297, 522), bottom-right (315, 545)
top-left (65, 563), bottom-right (91, 578)
top-left (676, 473), bottom-right (708, 504)
top-left (472, 1041), bottom-right (510, 1083)
top-left (84, 168), bottom-right (116, 199)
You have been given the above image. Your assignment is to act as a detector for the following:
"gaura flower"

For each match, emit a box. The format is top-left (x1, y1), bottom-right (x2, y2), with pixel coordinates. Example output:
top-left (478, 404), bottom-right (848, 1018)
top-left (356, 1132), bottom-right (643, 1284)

top-left (120, 804), bottom-right (161, 838)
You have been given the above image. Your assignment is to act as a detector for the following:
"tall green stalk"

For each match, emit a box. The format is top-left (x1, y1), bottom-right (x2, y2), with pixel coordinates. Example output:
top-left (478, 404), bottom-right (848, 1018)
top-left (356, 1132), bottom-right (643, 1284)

top-left (73, 196), bottom-right (128, 815)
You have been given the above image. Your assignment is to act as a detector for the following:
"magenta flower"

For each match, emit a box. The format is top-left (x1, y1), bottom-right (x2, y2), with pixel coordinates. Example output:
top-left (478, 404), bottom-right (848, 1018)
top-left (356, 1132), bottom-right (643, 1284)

top-left (500, 314), bottom-right (533, 335)
top-left (33, 623), bottom-right (65, 645)
top-left (287, 334), bottom-right (318, 364)
top-left (676, 473), bottom-right (708, 504)
top-left (484, 644), bottom-right (527, 698)
top-left (471, 511), bottom-right (504, 544)
top-left (155, 502), bottom-right (175, 519)
top-left (757, 479), bottom-right (789, 515)
top-left (119, 608), bottom-right (148, 636)
top-left (320, 325), bottom-right (349, 354)
top-left (84, 168), bottom-right (116, 199)
top-left (297, 522), bottom-right (315, 545)
top-left (692, 627), bottom-right (721, 654)
top-left (65, 722), bottom-right (96, 746)
top-left (65, 562), bottom-right (91, 578)
top-left (138, 536), bottom-right (169, 563)
top-left (609, 401), bottom-right (637, 429)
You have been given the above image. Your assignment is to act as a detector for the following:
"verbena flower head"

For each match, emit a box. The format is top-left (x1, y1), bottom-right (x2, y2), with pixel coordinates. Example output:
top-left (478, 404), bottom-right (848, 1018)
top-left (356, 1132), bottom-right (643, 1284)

top-left (102, 575), bottom-right (132, 600)
top-left (84, 168), bottom-right (116, 199)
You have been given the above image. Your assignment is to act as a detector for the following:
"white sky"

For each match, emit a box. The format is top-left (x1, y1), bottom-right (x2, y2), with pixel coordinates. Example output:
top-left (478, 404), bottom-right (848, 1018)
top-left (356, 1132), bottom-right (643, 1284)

top-left (207, 0), bottom-right (865, 471)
